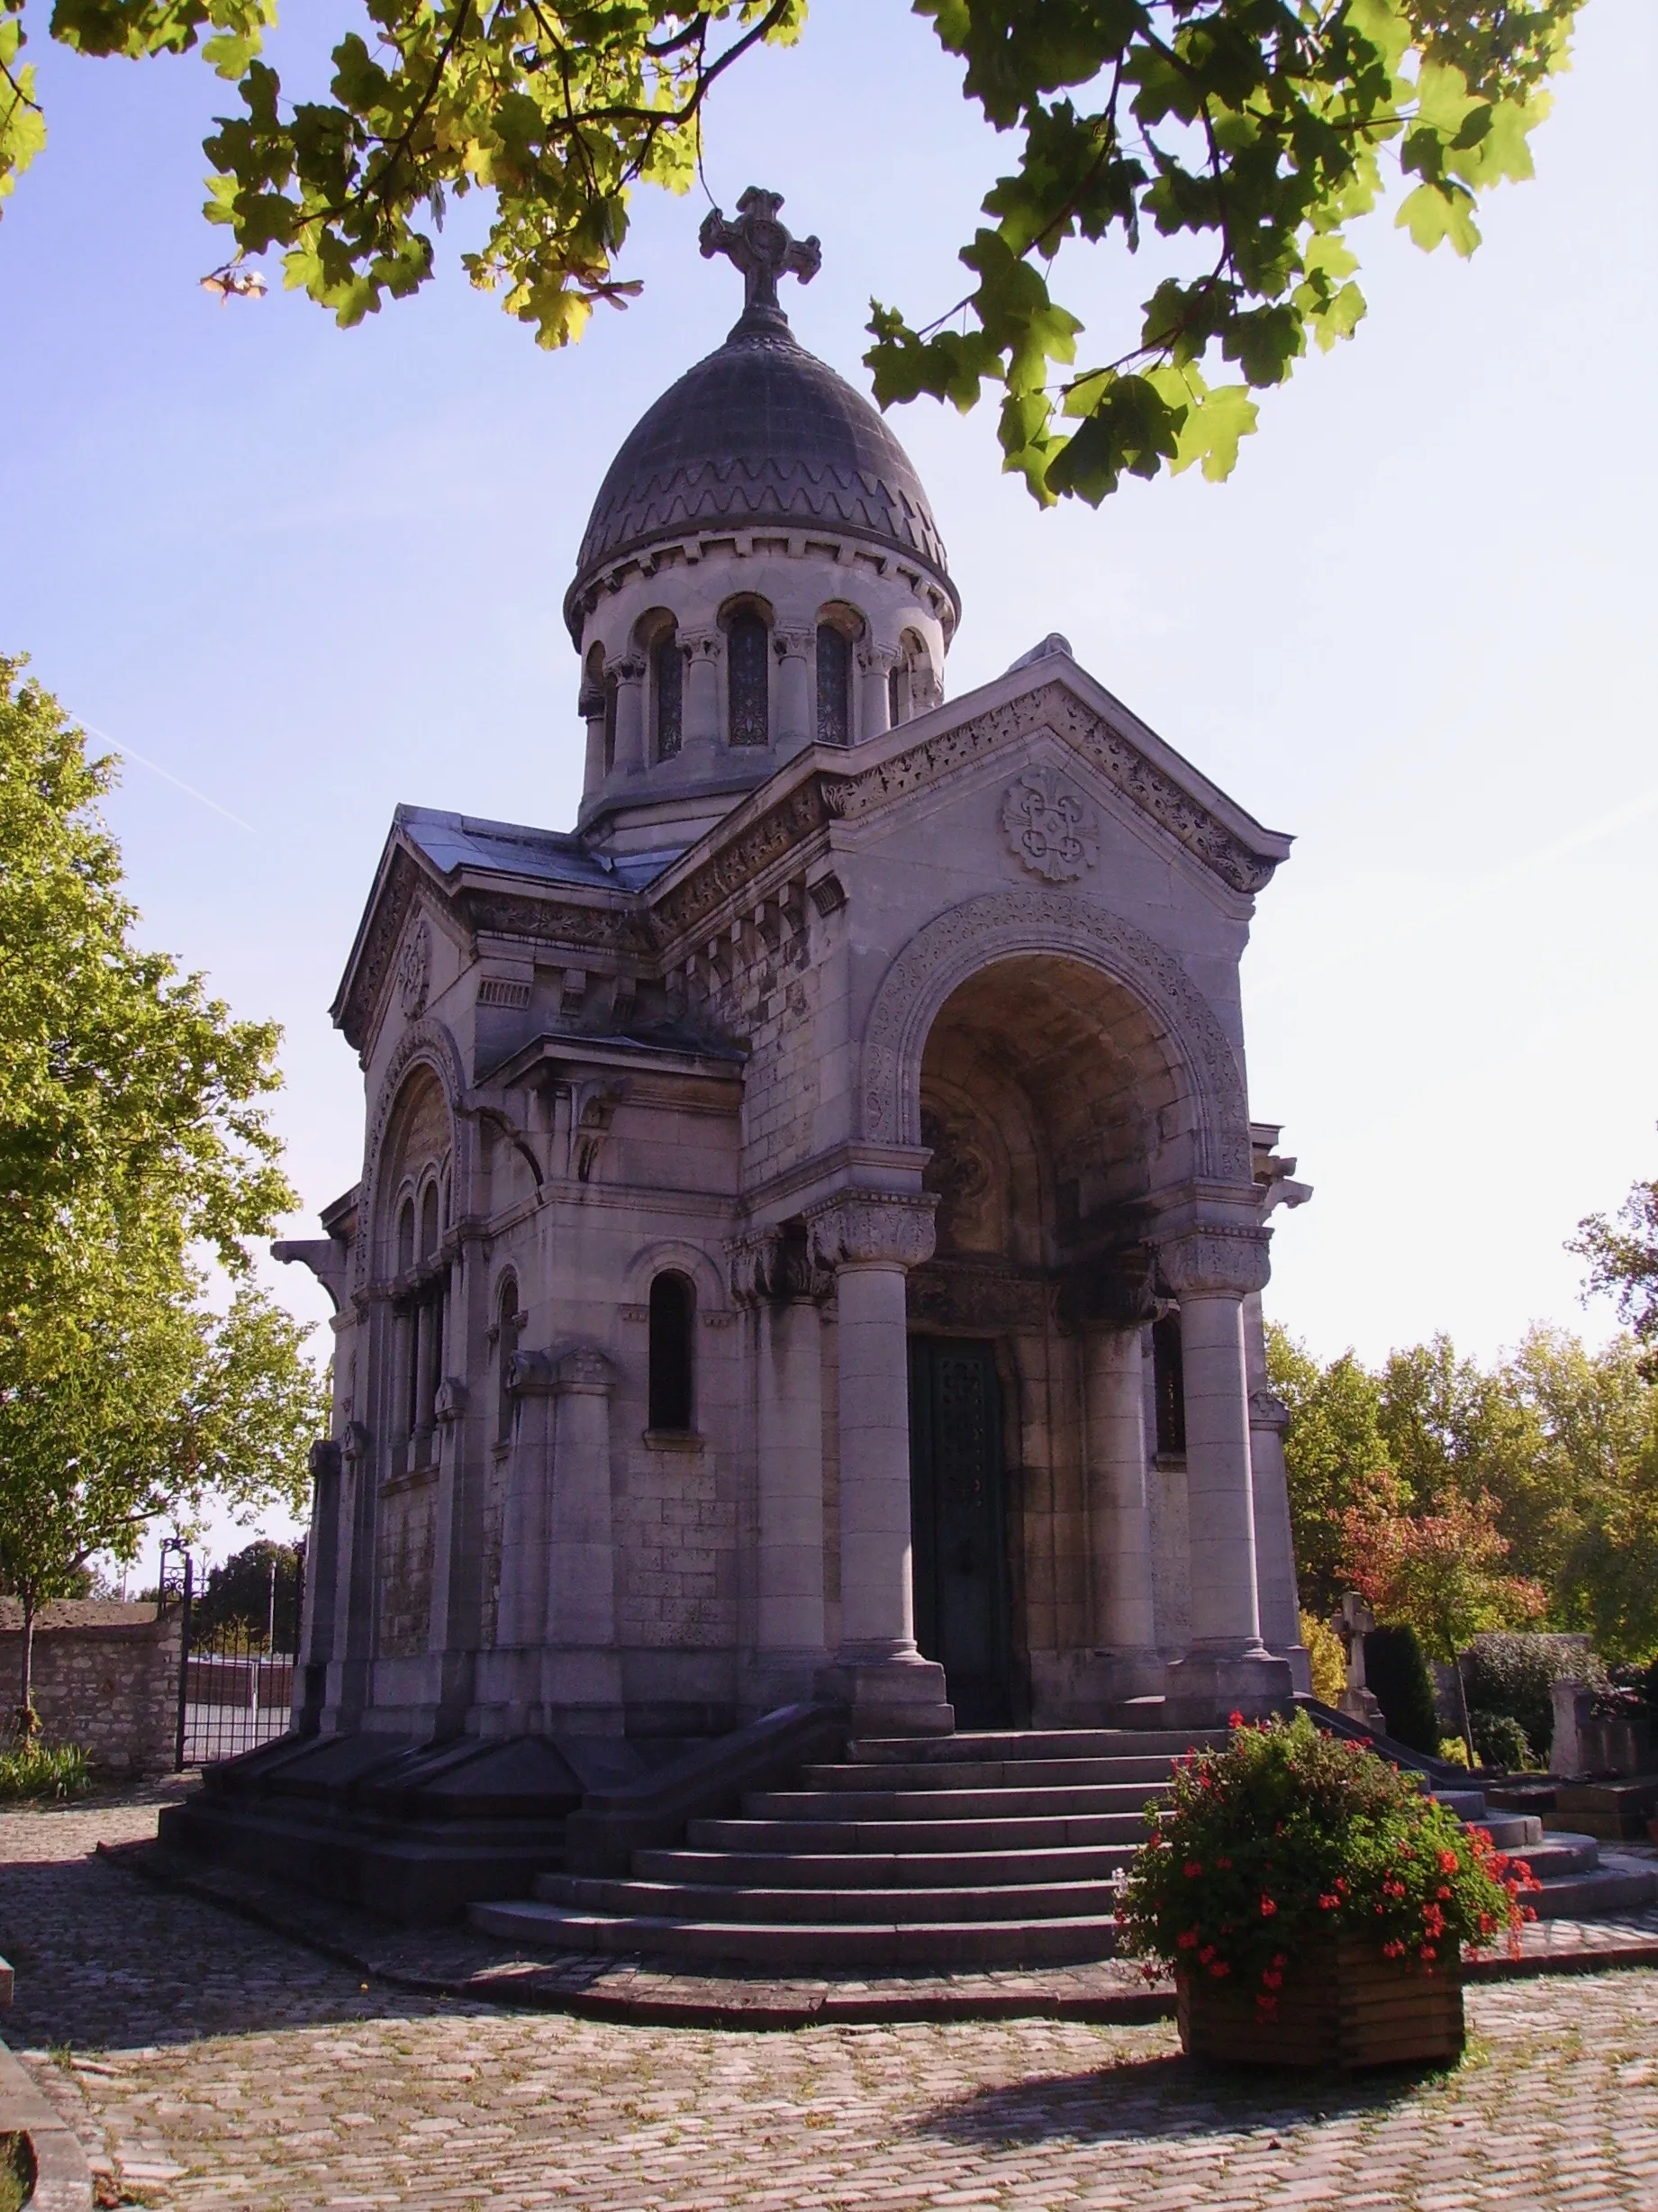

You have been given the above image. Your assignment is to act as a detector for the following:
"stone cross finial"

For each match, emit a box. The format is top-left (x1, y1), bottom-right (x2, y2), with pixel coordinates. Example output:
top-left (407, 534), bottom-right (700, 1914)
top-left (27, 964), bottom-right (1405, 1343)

top-left (699, 186), bottom-right (821, 320)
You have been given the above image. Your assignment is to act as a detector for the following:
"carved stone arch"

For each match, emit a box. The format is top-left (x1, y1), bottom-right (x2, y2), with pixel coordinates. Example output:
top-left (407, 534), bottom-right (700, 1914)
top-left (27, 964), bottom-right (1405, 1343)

top-left (859, 889), bottom-right (1252, 1185)
top-left (356, 1016), bottom-right (471, 1292)
top-left (621, 1239), bottom-right (729, 1320)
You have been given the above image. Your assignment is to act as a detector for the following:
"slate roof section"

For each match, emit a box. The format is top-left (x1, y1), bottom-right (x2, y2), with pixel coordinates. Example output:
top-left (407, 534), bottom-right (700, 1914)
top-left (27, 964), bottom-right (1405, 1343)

top-left (396, 807), bottom-right (682, 893)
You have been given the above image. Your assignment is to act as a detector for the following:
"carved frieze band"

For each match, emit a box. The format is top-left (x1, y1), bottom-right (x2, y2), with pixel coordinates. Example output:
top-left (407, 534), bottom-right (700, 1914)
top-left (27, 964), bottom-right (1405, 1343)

top-left (804, 1191), bottom-right (938, 1273)
top-left (859, 888), bottom-right (1252, 1183)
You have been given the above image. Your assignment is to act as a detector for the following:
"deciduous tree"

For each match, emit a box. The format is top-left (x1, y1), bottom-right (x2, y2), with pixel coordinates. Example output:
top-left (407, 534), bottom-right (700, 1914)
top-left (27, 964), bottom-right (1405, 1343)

top-left (0, 659), bottom-right (323, 1725)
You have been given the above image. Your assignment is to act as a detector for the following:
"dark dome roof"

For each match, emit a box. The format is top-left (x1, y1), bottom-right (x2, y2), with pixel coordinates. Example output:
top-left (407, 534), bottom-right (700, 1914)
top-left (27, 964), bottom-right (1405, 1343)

top-left (565, 309), bottom-right (955, 638)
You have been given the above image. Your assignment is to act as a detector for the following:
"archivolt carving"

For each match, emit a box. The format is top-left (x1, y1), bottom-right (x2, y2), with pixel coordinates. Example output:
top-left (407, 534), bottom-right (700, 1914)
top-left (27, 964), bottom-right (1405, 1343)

top-left (354, 1016), bottom-right (471, 1294)
top-left (859, 890), bottom-right (1251, 1183)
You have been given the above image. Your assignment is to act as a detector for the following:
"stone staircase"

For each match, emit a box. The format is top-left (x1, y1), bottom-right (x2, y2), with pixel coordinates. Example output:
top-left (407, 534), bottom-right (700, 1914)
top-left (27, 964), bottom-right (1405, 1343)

top-left (471, 1727), bottom-right (1223, 1971)
top-left (469, 1727), bottom-right (1658, 1972)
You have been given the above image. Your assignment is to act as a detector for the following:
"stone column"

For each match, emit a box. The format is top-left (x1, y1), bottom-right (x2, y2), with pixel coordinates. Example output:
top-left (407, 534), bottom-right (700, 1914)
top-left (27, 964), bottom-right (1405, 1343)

top-left (494, 1350), bottom-right (557, 1652)
top-left (856, 641), bottom-right (899, 742)
top-left (605, 652), bottom-right (647, 778)
top-left (1083, 1328), bottom-right (1156, 1653)
top-left (1158, 1225), bottom-right (1293, 1725)
top-left (540, 1346), bottom-right (624, 1732)
top-left (579, 677), bottom-right (608, 793)
top-left (772, 627), bottom-right (813, 752)
top-left (806, 1191), bottom-right (952, 1736)
top-left (681, 629), bottom-right (724, 748)
top-left (729, 1229), bottom-right (831, 1669)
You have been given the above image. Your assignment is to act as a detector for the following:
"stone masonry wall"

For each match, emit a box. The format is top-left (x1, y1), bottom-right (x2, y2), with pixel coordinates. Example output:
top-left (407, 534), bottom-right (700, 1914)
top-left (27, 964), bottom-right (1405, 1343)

top-left (0, 1600), bottom-right (182, 1777)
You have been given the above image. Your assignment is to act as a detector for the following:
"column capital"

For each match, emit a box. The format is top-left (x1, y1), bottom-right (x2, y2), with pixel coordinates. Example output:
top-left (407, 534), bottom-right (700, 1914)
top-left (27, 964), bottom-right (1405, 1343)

top-left (578, 680), bottom-right (607, 721)
top-left (772, 624), bottom-right (815, 661)
top-left (727, 1227), bottom-right (833, 1307)
top-left (856, 640), bottom-right (901, 678)
top-left (678, 627), bottom-right (724, 663)
top-left (1158, 1223), bottom-right (1272, 1298)
top-left (806, 1191), bottom-right (937, 1273)
top-left (603, 651), bottom-right (646, 685)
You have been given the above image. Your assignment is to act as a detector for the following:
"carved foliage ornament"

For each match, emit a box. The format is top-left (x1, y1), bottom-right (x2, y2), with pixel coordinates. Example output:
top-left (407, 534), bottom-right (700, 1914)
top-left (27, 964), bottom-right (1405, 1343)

top-left (397, 917), bottom-right (431, 1020)
top-left (1158, 1225), bottom-right (1273, 1299)
top-left (1001, 766), bottom-right (1098, 883)
top-left (806, 1192), bottom-right (938, 1273)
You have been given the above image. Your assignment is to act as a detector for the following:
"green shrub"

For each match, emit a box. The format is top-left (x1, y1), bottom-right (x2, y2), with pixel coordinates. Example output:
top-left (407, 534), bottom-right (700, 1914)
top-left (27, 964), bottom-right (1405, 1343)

top-left (0, 1739), bottom-right (91, 1800)
top-left (1469, 1709), bottom-right (1532, 1770)
top-left (1460, 1634), bottom-right (1600, 1763)
top-left (1116, 1712), bottom-right (1540, 2013)
top-left (1364, 1623), bottom-right (1442, 1754)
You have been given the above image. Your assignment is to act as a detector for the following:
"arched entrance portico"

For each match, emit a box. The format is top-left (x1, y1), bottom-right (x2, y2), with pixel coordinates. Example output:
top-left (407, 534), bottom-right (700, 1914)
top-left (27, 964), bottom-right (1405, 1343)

top-left (820, 893), bottom-right (1293, 1732)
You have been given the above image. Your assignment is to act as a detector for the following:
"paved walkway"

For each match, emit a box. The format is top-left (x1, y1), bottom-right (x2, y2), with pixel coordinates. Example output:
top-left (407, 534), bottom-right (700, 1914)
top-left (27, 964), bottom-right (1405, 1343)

top-left (5, 1790), bottom-right (1658, 2210)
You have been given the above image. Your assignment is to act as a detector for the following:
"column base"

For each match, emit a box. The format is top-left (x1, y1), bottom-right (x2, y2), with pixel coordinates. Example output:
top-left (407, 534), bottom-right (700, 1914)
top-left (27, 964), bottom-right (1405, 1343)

top-left (815, 1652), bottom-right (955, 1738)
top-left (1164, 1647), bottom-right (1294, 1731)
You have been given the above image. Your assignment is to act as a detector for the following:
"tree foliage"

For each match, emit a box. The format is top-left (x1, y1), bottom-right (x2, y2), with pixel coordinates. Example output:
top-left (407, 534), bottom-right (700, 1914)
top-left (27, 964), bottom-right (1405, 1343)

top-left (0, 0), bottom-right (1581, 503)
top-left (1270, 1320), bottom-right (1658, 1672)
top-left (191, 1536), bottom-right (304, 1649)
top-left (0, 658), bottom-right (325, 1718)
top-left (1571, 1147), bottom-right (1658, 1378)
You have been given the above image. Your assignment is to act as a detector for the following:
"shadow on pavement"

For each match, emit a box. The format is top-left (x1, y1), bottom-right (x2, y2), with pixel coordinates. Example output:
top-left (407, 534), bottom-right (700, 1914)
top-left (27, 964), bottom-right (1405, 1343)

top-left (917, 2049), bottom-right (1448, 2146)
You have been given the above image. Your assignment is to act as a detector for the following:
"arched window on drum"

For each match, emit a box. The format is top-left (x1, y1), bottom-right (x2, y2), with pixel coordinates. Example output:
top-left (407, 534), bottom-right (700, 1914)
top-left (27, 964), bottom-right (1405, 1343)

top-left (648, 1271), bottom-right (696, 1433)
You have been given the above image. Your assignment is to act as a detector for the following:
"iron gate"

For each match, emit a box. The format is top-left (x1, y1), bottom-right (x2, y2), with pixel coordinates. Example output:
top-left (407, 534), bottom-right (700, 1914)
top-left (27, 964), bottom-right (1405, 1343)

top-left (160, 1545), bottom-right (303, 1769)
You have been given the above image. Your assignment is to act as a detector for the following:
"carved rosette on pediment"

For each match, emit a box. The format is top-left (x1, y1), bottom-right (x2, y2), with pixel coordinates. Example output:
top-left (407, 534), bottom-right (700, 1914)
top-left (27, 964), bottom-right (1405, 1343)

top-left (1001, 765), bottom-right (1098, 884)
top-left (805, 1191), bottom-right (938, 1274)
top-left (1157, 1223), bottom-right (1273, 1299)
top-left (726, 1228), bottom-right (834, 1308)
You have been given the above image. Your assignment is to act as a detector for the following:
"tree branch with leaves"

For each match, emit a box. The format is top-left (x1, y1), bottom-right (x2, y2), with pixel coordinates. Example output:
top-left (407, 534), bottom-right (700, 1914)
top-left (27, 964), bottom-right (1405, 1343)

top-left (2, 0), bottom-right (1580, 499)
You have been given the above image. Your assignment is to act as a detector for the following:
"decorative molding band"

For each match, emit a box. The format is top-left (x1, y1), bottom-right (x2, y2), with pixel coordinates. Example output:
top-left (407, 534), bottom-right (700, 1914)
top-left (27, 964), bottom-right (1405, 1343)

top-left (858, 887), bottom-right (1252, 1183)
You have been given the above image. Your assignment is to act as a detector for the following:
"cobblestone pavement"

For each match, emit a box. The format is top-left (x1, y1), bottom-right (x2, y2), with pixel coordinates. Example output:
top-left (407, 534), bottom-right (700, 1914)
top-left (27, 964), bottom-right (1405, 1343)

top-left (5, 1792), bottom-right (1658, 2211)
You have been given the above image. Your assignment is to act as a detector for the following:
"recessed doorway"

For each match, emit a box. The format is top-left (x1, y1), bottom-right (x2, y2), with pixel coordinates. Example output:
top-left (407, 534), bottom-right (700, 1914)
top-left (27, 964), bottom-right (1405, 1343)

top-left (908, 1336), bottom-right (1011, 1730)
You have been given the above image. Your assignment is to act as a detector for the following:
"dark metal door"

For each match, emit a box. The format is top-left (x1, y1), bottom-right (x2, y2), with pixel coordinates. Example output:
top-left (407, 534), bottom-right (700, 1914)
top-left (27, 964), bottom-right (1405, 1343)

top-left (908, 1337), bottom-right (1010, 1729)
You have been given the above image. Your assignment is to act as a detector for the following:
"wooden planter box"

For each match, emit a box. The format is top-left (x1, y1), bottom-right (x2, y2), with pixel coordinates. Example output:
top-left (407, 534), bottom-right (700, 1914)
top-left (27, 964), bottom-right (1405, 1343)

top-left (1178, 1936), bottom-right (1464, 2072)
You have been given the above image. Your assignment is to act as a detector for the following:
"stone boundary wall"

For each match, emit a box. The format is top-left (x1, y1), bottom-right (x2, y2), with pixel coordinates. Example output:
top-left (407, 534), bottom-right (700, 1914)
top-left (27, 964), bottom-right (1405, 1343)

top-left (0, 1600), bottom-right (182, 1777)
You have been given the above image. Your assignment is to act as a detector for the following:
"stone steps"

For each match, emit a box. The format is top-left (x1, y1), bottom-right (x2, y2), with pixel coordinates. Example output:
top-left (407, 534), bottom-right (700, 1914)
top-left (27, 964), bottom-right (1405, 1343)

top-left (467, 1896), bottom-right (1123, 1970)
top-left (741, 1782), bottom-right (1167, 1820)
top-left (464, 1725), bottom-right (1658, 1972)
top-left (632, 1842), bottom-right (1138, 1889)
top-left (542, 1872), bottom-right (1123, 1924)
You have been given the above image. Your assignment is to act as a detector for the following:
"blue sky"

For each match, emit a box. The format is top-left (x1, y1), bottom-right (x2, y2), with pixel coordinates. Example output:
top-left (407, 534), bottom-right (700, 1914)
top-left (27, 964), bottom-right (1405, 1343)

top-left (5, 0), bottom-right (1654, 1569)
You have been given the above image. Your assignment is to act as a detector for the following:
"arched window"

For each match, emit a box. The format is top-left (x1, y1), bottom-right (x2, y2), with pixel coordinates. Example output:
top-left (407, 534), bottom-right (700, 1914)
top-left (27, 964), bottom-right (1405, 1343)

top-left (602, 669), bottom-right (618, 772)
top-left (726, 611), bottom-right (769, 747)
top-left (648, 1271), bottom-right (695, 1432)
top-left (888, 660), bottom-right (904, 730)
top-left (396, 1196), bottom-right (416, 1275)
top-left (419, 1181), bottom-right (440, 1261)
top-left (653, 628), bottom-right (683, 760)
top-left (816, 623), bottom-right (851, 747)
top-left (1152, 1312), bottom-right (1186, 1456)
top-left (495, 1275), bottom-right (521, 1445)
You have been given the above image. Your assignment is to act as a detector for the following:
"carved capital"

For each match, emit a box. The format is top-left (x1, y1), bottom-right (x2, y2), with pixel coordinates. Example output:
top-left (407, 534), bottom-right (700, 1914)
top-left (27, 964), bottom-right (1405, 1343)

top-left (727, 1228), bottom-right (833, 1307)
top-left (1158, 1225), bottom-right (1272, 1299)
top-left (341, 1419), bottom-right (372, 1464)
top-left (806, 1192), bottom-right (938, 1273)
top-left (433, 1377), bottom-right (468, 1424)
top-left (856, 640), bottom-right (901, 678)
top-left (603, 652), bottom-right (647, 685)
top-left (1056, 1250), bottom-right (1157, 1333)
top-left (578, 680), bottom-right (607, 721)
top-left (507, 1349), bottom-right (558, 1398)
top-left (308, 1437), bottom-right (342, 1482)
top-left (772, 625), bottom-right (815, 661)
top-left (679, 628), bottom-right (724, 665)
top-left (554, 1345), bottom-right (618, 1396)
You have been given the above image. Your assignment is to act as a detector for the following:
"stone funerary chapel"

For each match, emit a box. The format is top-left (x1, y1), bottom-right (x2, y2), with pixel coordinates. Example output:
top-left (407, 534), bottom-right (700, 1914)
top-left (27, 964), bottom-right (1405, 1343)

top-left (281, 189), bottom-right (1313, 1773)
